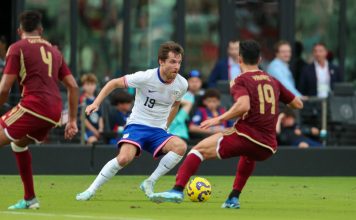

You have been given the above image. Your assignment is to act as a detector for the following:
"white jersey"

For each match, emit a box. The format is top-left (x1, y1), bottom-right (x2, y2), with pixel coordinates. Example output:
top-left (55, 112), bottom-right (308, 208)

top-left (124, 68), bottom-right (188, 129)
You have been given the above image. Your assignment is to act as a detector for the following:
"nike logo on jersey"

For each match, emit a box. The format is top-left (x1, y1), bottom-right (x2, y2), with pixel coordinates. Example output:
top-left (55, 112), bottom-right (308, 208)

top-left (148, 90), bottom-right (157, 93)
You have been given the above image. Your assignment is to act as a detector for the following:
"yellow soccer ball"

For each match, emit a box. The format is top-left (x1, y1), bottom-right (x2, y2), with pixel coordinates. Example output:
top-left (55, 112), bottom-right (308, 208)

top-left (186, 177), bottom-right (212, 202)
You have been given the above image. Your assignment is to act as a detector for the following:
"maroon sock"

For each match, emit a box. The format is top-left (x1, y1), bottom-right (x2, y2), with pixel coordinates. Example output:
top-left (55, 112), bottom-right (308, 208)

top-left (233, 156), bottom-right (256, 192)
top-left (175, 153), bottom-right (203, 189)
top-left (14, 150), bottom-right (35, 200)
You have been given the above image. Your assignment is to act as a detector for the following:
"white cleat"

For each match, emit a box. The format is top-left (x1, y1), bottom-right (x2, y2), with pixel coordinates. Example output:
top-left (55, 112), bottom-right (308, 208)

top-left (140, 179), bottom-right (155, 197)
top-left (76, 190), bottom-right (94, 201)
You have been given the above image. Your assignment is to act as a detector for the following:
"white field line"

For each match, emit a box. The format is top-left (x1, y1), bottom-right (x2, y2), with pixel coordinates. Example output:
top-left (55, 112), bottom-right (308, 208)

top-left (0, 211), bottom-right (153, 220)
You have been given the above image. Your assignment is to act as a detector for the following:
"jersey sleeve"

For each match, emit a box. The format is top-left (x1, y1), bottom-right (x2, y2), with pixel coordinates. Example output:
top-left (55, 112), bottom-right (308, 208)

top-left (124, 71), bottom-right (150, 88)
top-left (176, 80), bottom-right (188, 101)
top-left (3, 45), bottom-right (20, 75)
top-left (230, 76), bottom-right (249, 101)
top-left (277, 80), bottom-right (296, 104)
top-left (58, 57), bottom-right (72, 80)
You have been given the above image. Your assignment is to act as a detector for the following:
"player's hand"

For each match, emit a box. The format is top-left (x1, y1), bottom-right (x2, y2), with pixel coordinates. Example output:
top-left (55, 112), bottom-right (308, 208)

top-left (85, 103), bottom-right (99, 115)
top-left (64, 120), bottom-right (78, 140)
top-left (200, 117), bottom-right (221, 130)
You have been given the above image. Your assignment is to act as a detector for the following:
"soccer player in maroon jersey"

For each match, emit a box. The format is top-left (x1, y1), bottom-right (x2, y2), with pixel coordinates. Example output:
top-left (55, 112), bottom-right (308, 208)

top-left (151, 40), bottom-right (303, 208)
top-left (0, 11), bottom-right (79, 209)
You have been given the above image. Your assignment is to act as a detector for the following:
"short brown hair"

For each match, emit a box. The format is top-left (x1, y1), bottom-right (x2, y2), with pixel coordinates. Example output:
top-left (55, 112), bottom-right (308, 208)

top-left (202, 88), bottom-right (221, 100)
top-left (81, 73), bottom-right (98, 85)
top-left (111, 91), bottom-right (133, 105)
top-left (157, 41), bottom-right (184, 63)
top-left (19, 11), bottom-right (42, 32)
top-left (274, 40), bottom-right (290, 53)
top-left (313, 42), bottom-right (327, 50)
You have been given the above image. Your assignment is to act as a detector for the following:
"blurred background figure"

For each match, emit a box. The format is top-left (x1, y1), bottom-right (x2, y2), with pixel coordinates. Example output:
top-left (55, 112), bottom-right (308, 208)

top-left (299, 43), bottom-right (342, 98)
top-left (276, 108), bottom-right (322, 148)
top-left (208, 39), bottom-right (240, 87)
top-left (267, 40), bottom-right (302, 97)
top-left (108, 91), bottom-right (133, 145)
top-left (0, 35), bottom-right (7, 74)
top-left (79, 73), bottom-right (104, 145)
top-left (292, 41), bottom-right (307, 89)
top-left (169, 70), bottom-right (203, 141)
top-left (189, 88), bottom-right (233, 136)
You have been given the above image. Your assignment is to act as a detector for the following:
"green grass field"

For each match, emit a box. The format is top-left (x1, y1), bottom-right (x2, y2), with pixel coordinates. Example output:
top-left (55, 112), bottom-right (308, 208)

top-left (0, 176), bottom-right (355, 220)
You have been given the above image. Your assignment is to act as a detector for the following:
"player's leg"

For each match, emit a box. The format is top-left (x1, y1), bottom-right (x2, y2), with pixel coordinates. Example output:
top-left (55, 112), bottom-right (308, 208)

top-left (76, 143), bottom-right (137, 201)
top-left (141, 136), bottom-right (187, 197)
top-left (8, 136), bottom-right (40, 210)
top-left (221, 156), bottom-right (255, 209)
top-left (0, 126), bottom-right (12, 147)
top-left (230, 156), bottom-right (255, 198)
top-left (150, 132), bottom-right (223, 203)
top-left (0, 127), bottom-right (39, 210)
top-left (0, 107), bottom-right (52, 209)
top-left (220, 134), bottom-right (273, 209)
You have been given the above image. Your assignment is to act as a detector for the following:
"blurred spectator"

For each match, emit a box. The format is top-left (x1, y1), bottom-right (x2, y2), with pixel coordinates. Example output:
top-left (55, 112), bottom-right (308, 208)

top-left (267, 40), bottom-right (302, 97)
top-left (108, 91), bottom-right (133, 145)
top-left (169, 70), bottom-right (203, 141)
top-left (292, 41), bottom-right (307, 88)
top-left (79, 73), bottom-right (104, 145)
top-left (187, 70), bottom-right (204, 96)
top-left (0, 36), bottom-right (7, 74)
top-left (299, 43), bottom-right (342, 98)
top-left (189, 89), bottom-right (233, 135)
top-left (276, 109), bottom-right (322, 148)
top-left (208, 40), bottom-right (240, 87)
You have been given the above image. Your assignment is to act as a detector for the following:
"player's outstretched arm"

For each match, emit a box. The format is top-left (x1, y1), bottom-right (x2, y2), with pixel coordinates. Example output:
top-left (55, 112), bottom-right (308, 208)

top-left (287, 97), bottom-right (303, 110)
top-left (200, 95), bottom-right (250, 129)
top-left (85, 77), bottom-right (126, 115)
top-left (0, 74), bottom-right (17, 107)
top-left (62, 75), bottom-right (79, 139)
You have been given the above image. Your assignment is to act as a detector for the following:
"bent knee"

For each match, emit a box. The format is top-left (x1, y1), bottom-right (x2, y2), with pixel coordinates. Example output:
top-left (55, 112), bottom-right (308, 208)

top-left (190, 145), bottom-right (206, 158)
top-left (191, 144), bottom-right (216, 160)
top-left (117, 154), bottom-right (134, 167)
top-left (169, 139), bottom-right (187, 156)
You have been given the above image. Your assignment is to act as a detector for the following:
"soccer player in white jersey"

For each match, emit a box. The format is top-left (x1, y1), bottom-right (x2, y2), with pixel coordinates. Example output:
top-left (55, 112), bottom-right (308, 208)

top-left (76, 41), bottom-right (188, 201)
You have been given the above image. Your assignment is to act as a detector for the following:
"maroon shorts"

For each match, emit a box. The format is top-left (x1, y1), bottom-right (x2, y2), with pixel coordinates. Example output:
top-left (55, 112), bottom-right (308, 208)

top-left (217, 130), bottom-right (273, 161)
top-left (0, 105), bottom-right (55, 143)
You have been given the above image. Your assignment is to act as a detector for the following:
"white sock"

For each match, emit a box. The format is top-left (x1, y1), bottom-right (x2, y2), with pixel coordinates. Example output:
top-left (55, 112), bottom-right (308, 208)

top-left (87, 158), bottom-right (122, 193)
top-left (147, 151), bottom-right (183, 183)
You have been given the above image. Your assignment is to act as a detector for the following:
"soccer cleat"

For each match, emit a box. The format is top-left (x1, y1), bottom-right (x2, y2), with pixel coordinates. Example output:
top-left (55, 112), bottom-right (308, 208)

top-left (76, 190), bottom-right (95, 201)
top-left (140, 179), bottom-right (155, 197)
top-left (221, 197), bottom-right (240, 209)
top-left (150, 190), bottom-right (184, 204)
top-left (8, 198), bottom-right (40, 210)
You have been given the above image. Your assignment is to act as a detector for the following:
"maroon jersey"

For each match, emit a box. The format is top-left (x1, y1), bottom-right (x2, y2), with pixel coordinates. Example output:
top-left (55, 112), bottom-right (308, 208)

top-left (3, 36), bottom-right (71, 125)
top-left (231, 70), bottom-right (295, 153)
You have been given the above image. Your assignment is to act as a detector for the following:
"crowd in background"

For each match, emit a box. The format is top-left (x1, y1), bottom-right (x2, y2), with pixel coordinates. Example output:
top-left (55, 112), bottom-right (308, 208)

top-left (74, 39), bottom-right (341, 149)
top-left (0, 33), bottom-right (343, 148)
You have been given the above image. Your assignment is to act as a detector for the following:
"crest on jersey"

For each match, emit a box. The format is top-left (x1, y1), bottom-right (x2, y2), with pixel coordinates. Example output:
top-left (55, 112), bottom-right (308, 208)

top-left (172, 90), bottom-right (181, 100)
